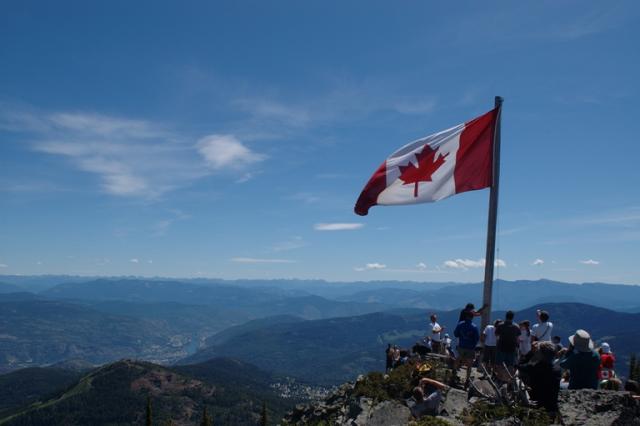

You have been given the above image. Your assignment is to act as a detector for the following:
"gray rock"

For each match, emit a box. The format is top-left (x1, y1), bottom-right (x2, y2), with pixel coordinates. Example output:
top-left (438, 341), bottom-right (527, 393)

top-left (365, 400), bottom-right (411, 426)
top-left (441, 387), bottom-right (469, 419)
top-left (558, 389), bottom-right (640, 426)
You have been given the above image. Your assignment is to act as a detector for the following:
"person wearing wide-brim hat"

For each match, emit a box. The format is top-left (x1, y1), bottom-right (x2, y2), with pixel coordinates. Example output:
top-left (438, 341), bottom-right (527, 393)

top-left (559, 329), bottom-right (600, 389)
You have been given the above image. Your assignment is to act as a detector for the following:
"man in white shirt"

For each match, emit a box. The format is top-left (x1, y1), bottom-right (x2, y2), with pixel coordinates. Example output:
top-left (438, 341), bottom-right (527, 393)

top-left (430, 314), bottom-right (443, 354)
top-left (481, 319), bottom-right (500, 372)
top-left (532, 310), bottom-right (553, 342)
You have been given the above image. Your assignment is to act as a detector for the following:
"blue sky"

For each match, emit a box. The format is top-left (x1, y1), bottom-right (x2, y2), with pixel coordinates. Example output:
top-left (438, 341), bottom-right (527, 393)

top-left (1, 1), bottom-right (639, 284)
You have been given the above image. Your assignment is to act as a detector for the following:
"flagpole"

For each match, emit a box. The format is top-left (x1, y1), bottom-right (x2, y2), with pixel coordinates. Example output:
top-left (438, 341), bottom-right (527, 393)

top-left (480, 96), bottom-right (503, 331)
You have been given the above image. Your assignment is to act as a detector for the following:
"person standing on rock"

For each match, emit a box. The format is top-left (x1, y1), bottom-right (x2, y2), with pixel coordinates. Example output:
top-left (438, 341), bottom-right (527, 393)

top-left (429, 314), bottom-right (444, 354)
top-left (518, 320), bottom-right (532, 361)
top-left (454, 310), bottom-right (479, 387)
top-left (481, 319), bottom-right (500, 374)
top-left (495, 310), bottom-right (520, 375)
top-left (458, 302), bottom-right (487, 322)
top-left (597, 342), bottom-right (616, 382)
top-left (385, 344), bottom-right (393, 373)
top-left (559, 329), bottom-right (600, 389)
top-left (532, 310), bottom-right (553, 342)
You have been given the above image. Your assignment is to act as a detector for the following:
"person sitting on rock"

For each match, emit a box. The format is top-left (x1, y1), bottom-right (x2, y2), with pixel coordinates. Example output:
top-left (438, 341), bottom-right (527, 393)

top-left (597, 342), bottom-right (616, 381)
top-left (559, 329), bottom-right (600, 389)
top-left (408, 377), bottom-right (448, 419)
top-left (518, 341), bottom-right (561, 414)
top-left (454, 310), bottom-right (479, 387)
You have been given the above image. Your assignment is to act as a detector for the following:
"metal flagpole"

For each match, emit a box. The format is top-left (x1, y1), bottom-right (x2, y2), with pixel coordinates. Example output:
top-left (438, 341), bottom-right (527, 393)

top-left (480, 96), bottom-right (503, 331)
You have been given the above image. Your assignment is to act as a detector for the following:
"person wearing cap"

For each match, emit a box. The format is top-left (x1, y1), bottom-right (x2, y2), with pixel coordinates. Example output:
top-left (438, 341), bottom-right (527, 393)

top-left (559, 329), bottom-right (600, 389)
top-left (597, 342), bottom-right (616, 381)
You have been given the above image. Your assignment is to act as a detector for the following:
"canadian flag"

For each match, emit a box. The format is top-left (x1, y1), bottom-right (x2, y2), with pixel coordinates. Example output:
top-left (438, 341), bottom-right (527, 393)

top-left (355, 109), bottom-right (499, 216)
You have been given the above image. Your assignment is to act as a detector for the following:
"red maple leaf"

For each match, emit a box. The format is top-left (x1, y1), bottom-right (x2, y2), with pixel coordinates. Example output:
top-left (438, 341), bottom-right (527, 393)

top-left (398, 145), bottom-right (449, 197)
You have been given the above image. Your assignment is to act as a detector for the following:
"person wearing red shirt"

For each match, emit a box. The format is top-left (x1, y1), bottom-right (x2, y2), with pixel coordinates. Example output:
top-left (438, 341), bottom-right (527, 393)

top-left (598, 342), bottom-right (616, 381)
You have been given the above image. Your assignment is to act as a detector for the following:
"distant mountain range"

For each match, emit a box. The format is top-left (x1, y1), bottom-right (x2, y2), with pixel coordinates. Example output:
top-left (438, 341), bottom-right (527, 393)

top-left (183, 303), bottom-right (640, 385)
top-left (3, 275), bottom-right (639, 312)
top-left (1, 276), bottom-right (639, 379)
top-left (0, 358), bottom-right (295, 426)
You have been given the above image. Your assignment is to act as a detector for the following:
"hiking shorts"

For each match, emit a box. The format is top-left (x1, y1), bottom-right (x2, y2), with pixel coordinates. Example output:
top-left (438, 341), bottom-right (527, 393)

top-left (458, 348), bottom-right (475, 364)
top-left (482, 346), bottom-right (497, 364)
top-left (496, 351), bottom-right (517, 366)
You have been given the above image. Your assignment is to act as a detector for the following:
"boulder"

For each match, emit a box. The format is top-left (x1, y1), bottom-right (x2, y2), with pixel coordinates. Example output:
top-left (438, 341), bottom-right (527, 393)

top-left (558, 390), bottom-right (640, 426)
top-left (364, 400), bottom-right (411, 426)
top-left (440, 387), bottom-right (469, 419)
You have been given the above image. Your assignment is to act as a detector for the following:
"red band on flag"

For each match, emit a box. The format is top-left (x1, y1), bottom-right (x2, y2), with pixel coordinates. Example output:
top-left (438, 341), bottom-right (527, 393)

top-left (454, 109), bottom-right (498, 193)
top-left (354, 162), bottom-right (386, 216)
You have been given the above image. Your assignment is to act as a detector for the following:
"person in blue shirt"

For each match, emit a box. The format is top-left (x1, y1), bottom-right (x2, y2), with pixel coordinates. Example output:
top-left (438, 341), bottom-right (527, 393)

top-left (454, 310), bottom-right (480, 387)
top-left (559, 329), bottom-right (600, 390)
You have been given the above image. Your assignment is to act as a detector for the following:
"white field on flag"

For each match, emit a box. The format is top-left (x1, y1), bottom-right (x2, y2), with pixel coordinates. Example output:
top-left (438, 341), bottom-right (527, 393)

top-left (354, 108), bottom-right (495, 216)
top-left (378, 122), bottom-right (465, 205)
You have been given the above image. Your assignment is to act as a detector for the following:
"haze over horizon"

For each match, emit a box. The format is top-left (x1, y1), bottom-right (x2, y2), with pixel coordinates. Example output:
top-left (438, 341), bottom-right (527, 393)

top-left (2, 1), bottom-right (639, 284)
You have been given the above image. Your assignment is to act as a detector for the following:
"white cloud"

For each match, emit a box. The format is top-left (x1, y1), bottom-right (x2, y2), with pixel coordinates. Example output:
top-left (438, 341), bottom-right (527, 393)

top-left (314, 223), bottom-right (364, 231)
top-left (532, 258), bottom-right (545, 266)
top-left (416, 262), bottom-right (427, 270)
top-left (147, 260), bottom-right (153, 264)
top-left (579, 259), bottom-right (600, 265)
top-left (272, 236), bottom-right (306, 252)
top-left (443, 258), bottom-right (507, 270)
top-left (231, 257), bottom-right (296, 264)
top-left (3, 106), bottom-right (267, 198)
top-left (130, 258), bottom-right (139, 263)
top-left (0, 263), bottom-right (7, 268)
top-left (355, 262), bottom-right (387, 271)
top-left (366, 263), bottom-right (386, 270)
top-left (197, 134), bottom-right (266, 170)
top-left (233, 98), bottom-right (311, 128)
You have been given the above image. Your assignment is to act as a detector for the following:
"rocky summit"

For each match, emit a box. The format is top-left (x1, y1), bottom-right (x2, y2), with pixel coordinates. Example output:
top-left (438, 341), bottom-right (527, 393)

top-left (283, 356), bottom-right (640, 426)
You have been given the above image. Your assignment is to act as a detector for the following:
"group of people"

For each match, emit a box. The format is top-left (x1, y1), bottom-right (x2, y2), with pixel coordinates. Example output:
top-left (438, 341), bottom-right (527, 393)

top-left (395, 302), bottom-right (640, 419)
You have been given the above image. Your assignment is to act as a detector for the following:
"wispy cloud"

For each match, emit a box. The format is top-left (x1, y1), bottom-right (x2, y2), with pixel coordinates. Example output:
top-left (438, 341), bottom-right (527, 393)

top-left (130, 258), bottom-right (139, 263)
top-left (443, 258), bottom-right (507, 270)
top-left (354, 262), bottom-right (387, 271)
top-left (152, 209), bottom-right (190, 237)
top-left (579, 259), bottom-right (600, 265)
top-left (314, 223), bottom-right (364, 231)
top-left (1, 105), bottom-right (266, 198)
top-left (271, 236), bottom-right (306, 252)
top-left (568, 207), bottom-right (640, 228)
top-left (230, 257), bottom-right (296, 264)
top-left (0, 263), bottom-right (8, 268)
top-left (286, 192), bottom-right (321, 205)
top-left (532, 258), bottom-right (545, 266)
top-left (197, 134), bottom-right (266, 170)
